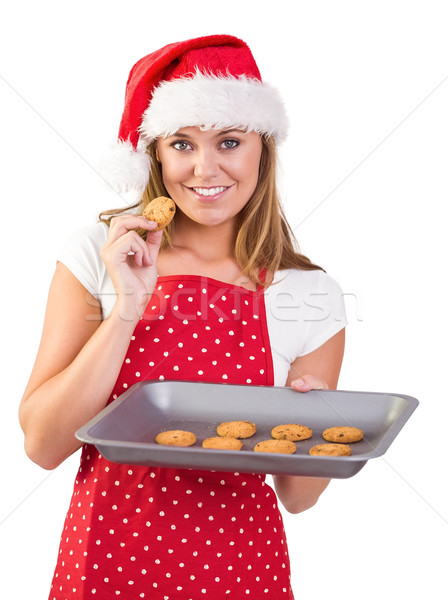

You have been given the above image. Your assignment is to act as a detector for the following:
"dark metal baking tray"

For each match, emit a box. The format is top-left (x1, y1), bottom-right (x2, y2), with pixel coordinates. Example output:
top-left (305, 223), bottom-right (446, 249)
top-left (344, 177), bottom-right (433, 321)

top-left (76, 381), bottom-right (418, 479)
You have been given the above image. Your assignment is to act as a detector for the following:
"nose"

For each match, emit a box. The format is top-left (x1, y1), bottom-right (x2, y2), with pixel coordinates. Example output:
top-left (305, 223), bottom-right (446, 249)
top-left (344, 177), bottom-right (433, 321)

top-left (193, 148), bottom-right (220, 180)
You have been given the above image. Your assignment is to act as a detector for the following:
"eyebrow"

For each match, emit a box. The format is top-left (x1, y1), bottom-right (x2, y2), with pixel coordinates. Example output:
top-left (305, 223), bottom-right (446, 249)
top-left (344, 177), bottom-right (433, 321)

top-left (171, 128), bottom-right (242, 139)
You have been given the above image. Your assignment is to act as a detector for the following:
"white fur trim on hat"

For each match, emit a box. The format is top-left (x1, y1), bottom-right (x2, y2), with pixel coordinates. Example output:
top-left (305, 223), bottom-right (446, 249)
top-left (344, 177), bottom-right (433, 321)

top-left (98, 139), bottom-right (151, 205)
top-left (139, 72), bottom-right (289, 144)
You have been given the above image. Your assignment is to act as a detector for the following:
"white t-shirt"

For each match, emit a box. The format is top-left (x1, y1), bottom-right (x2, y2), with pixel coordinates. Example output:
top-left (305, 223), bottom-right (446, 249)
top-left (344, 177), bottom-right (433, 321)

top-left (58, 223), bottom-right (347, 386)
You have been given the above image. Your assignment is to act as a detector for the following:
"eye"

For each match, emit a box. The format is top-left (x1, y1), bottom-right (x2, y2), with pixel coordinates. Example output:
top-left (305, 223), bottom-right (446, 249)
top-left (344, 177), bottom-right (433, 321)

top-left (171, 140), bottom-right (192, 151)
top-left (220, 138), bottom-right (239, 149)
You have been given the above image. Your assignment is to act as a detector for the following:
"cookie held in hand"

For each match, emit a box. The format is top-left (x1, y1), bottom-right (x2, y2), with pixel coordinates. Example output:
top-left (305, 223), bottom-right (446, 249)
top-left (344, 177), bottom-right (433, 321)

top-left (143, 196), bottom-right (176, 230)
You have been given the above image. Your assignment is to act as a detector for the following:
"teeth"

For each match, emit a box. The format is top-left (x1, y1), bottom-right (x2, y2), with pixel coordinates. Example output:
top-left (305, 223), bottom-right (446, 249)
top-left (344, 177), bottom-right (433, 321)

top-left (193, 186), bottom-right (227, 196)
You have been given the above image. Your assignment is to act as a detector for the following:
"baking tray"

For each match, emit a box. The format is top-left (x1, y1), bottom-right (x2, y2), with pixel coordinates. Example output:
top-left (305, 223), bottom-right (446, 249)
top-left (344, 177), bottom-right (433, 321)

top-left (76, 381), bottom-right (418, 479)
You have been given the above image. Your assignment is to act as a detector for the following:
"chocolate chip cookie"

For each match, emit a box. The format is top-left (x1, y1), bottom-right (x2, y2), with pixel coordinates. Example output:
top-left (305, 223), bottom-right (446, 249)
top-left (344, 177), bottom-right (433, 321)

top-left (216, 420), bottom-right (257, 439)
top-left (202, 437), bottom-right (243, 450)
top-left (254, 440), bottom-right (297, 454)
top-left (143, 196), bottom-right (176, 230)
top-left (323, 426), bottom-right (364, 443)
top-left (309, 443), bottom-right (352, 456)
top-left (155, 430), bottom-right (196, 447)
top-left (271, 424), bottom-right (313, 442)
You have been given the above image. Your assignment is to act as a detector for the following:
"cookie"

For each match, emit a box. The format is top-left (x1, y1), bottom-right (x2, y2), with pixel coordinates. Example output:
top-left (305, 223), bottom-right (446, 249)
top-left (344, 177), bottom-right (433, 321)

top-left (216, 421), bottom-right (257, 439)
top-left (322, 426), bottom-right (364, 444)
top-left (309, 443), bottom-right (352, 456)
top-left (254, 440), bottom-right (297, 454)
top-left (271, 424), bottom-right (313, 442)
top-left (155, 430), bottom-right (196, 447)
top-left (202, 437), bottom-right (243, 450)
top-left (143, 196), bottom-right (176, 230)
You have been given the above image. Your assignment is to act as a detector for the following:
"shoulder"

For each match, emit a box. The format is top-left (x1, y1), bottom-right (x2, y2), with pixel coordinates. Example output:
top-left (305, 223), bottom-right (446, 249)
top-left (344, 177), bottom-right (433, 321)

top-left (266, 268), bottom-right (345, 315)
top-left (57, 221), bottom-right (110, 302)
top-left (60, 221), bottom-right (109, 254)
top-left (271, 268), bottom-right (343, 293)
top-left (58, 222), bottom-right (109, 271)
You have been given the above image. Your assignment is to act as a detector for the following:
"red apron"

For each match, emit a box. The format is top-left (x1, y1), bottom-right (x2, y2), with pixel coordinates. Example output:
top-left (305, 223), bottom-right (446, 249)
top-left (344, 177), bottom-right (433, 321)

top-left (49, 275), bottom-right (294, 599)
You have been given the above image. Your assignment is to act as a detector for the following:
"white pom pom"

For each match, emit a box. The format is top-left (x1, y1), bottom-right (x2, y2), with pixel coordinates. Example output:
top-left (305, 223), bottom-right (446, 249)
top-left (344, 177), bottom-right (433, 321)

top-left (97, 140), bottom-right (151, 204)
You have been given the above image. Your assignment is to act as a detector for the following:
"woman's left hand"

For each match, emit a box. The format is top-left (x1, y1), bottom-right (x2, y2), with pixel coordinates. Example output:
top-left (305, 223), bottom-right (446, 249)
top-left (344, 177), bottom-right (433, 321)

top-left (290, 374), bottom-right (329, 392)
top-left (276, 373), bottom-right (332, 514)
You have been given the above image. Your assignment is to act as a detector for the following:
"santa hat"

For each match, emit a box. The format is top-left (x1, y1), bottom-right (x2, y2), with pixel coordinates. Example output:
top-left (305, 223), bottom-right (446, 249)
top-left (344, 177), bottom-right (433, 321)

top-left (99, 34), bottom-right (289, 203)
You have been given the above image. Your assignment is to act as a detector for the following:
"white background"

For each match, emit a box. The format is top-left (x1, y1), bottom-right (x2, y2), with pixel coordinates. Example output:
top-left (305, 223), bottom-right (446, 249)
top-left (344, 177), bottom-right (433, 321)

top-left (1, 1), bottom-right (447, 598)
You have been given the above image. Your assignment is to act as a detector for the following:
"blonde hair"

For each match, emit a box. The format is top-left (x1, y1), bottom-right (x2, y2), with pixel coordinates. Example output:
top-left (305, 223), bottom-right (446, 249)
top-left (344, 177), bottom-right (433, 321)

top-left (99, 137), bottom-right (323, 287)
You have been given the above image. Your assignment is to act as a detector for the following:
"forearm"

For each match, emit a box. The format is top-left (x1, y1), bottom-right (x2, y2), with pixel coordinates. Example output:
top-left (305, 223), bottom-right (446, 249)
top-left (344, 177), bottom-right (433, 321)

top-left (20, 306), bottom-right (140, 470)
top-left (278, 331), bottom-right (345, 513)
top-left (273, 475), bottom-right (331, 514)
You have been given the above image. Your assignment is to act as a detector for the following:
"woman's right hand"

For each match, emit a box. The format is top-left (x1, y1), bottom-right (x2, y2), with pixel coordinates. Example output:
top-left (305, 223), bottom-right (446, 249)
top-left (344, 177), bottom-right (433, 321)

top-left (19, 215), bottom-right (164, 469)
top-left (100, 215), bottom-right (163, 320)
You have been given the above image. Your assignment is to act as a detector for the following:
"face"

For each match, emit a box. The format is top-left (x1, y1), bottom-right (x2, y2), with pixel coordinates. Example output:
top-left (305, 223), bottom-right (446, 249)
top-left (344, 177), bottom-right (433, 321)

top-left (156, 127), bottom-right (263, 229)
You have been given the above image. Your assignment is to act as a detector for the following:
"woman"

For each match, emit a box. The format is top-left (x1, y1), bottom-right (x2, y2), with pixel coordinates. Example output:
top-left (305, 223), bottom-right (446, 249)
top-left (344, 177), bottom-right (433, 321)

top-left (19, 35), bottom-right (346, 599)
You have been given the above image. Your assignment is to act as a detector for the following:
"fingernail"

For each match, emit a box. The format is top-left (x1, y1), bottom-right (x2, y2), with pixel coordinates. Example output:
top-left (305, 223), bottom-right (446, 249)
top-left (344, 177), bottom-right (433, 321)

top-left (293, 378), bottom-right (305, 387)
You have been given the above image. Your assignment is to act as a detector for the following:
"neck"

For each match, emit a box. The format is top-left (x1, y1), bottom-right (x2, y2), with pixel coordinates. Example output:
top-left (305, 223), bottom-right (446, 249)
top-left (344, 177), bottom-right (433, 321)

top-left (170, 215), bottom-right (237, 262)
top-left (157, 215), bottom-right (257, 290)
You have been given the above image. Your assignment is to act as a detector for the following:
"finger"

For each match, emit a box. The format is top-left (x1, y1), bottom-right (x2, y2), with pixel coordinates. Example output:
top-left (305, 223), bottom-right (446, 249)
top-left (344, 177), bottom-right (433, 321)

top-left (106, 230), bottom-right (152, 266)
top-left (145, 229), bottom-right (164, 246)
top-left (290, 378), bottom-right (312, 392)
top-left (108, 215), bottom-right (158, 244)
top-left (145, 229), bottom-right (163, 252)
top-left (291, 375), bottom-right (329, 392)
top-left (143, 229), bottom-right (163, 265)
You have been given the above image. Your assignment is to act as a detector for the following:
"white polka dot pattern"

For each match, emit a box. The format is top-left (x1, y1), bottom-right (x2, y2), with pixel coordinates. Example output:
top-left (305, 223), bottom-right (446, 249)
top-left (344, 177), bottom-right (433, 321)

top-left (49, 276), bottom-right (293, 599)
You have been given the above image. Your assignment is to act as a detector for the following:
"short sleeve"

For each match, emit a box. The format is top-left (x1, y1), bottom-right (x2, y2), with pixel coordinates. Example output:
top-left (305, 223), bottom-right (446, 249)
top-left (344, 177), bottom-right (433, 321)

top-left (296, 271), bottom-right (347, 356)
top-left (265, 269), bottom-right (347, 385)
top-left (57, 222), bottom-right (112, 314)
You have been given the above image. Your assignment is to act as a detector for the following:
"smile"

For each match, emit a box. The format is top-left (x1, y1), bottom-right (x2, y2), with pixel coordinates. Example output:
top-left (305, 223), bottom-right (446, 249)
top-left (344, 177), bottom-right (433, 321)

top-left (192, 186), bottom-right (229, 197)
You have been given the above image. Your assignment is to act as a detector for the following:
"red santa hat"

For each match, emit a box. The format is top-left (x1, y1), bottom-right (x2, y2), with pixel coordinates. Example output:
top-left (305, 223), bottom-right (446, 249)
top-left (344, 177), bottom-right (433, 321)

top-left (99, 34), bottom-right (289, 203)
